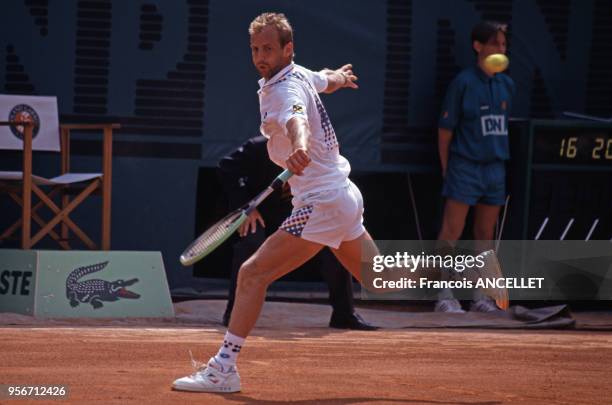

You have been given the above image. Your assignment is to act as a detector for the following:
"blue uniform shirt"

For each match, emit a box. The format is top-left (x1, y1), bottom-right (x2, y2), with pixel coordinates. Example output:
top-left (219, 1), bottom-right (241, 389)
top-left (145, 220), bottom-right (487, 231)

top-left (439, 66), bottom-right (515, 162)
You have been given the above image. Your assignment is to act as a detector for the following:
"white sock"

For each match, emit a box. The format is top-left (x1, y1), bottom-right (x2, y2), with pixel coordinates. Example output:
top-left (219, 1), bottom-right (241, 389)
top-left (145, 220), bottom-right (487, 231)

top-left (472, 289), bottom-right (487, 301)
top-left (438, 288), bottom-right (455, 300)
top-left (213, 331), bottom-right (245, 370)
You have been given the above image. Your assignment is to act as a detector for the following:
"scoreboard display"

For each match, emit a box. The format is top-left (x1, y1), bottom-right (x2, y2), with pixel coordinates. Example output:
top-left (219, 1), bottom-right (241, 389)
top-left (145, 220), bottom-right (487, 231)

top-left (533, 129), bottom-right (612, 166)
top-left (506, 120), bottom-right (612, 240)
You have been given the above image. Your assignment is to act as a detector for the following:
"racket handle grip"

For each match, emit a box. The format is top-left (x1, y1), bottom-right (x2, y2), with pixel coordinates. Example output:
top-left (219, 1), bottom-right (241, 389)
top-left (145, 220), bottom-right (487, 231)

top-left (271, 169), bottom-right (293, 190)
top-left (278, 169), bottom-right (293, 183)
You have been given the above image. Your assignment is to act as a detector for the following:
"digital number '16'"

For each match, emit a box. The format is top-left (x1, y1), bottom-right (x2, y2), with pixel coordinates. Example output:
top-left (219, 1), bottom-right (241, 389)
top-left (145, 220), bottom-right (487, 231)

top-left (559, 137), bottom-right (577, 158)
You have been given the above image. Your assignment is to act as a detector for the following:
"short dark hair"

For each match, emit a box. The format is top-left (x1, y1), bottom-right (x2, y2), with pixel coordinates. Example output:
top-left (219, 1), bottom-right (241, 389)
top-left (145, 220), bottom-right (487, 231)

top-left (471, 21), bottom-right (507, 44)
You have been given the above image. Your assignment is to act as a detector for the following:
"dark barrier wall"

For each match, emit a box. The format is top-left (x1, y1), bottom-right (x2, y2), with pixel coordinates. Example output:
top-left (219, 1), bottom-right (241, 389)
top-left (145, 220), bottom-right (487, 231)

top-left (1, 1), bottom-right (610, 286)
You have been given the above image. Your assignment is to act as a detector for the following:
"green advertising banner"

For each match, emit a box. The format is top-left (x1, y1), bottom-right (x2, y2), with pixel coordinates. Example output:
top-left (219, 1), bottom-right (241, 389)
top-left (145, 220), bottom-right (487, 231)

top-left (0, 249), bottom-right (174, 318)
top-left (0, 249), bottom-right (37, 315)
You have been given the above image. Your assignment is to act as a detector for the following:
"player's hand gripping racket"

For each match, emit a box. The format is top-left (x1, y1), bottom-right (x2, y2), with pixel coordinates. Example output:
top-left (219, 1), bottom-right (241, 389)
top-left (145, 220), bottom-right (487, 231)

top-left (179, 169), bottom-right (293, 266)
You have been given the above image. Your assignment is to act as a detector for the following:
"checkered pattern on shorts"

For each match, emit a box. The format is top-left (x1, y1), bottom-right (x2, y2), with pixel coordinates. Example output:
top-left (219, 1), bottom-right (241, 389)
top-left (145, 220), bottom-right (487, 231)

top-left (290, 72), bottom-right (339, 151)
top-left (279, 204), bottom-right (314, 237)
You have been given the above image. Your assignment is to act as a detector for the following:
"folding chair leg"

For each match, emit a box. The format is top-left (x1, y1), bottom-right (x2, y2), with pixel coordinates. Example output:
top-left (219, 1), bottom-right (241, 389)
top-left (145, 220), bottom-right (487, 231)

top-left (31, 212), bottom-right (71, 250)
top-left (30, 181), bottom-right (100, 249)
top-left (102, 126), bottom-right (113, 250)
top-left (61, 192), bottom-right (70, 243)
top-left (21, 124), bottom-right (33, 249)
top-left (2, 189), bottom-right (69, 249)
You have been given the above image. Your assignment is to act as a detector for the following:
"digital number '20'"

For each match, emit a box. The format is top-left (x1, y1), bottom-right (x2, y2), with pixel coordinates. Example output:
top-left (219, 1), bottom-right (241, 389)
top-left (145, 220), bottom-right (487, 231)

top-left (559, 137), bottom-right (612, 160)
top-left (591, 138), bottom-right (612, 159)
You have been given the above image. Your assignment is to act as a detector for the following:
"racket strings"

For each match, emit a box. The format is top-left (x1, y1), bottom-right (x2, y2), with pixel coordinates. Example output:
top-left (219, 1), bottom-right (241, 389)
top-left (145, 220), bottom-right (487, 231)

top-left (184, 211), bottom-right (243, 259)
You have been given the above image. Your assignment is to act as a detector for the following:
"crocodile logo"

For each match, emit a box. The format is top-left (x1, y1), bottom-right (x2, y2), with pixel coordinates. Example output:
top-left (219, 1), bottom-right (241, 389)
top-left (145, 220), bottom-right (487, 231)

top-left (66, 261), bottom-right (140, 309)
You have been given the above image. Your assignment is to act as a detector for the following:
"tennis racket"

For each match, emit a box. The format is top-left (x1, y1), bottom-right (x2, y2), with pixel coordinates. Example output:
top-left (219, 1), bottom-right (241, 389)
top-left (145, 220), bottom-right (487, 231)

top-left (179, 169), bottom-right (293, 266)
top-left (475, 250), bottom-right (509, 310)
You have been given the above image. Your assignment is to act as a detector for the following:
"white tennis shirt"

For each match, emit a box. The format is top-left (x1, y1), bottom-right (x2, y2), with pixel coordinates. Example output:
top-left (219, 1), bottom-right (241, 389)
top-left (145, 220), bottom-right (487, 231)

top-left (258, 62), bottom-right (351, 198)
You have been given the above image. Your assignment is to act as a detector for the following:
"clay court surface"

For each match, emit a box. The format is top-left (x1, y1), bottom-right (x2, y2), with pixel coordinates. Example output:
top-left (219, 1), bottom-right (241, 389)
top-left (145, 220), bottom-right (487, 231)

top-left (1, 302), bottom-right (611, 404)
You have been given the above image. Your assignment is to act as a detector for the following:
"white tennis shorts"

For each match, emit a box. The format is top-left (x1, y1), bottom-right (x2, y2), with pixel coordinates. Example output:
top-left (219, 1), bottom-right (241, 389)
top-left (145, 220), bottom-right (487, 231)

top-left (279, 180), bottom-right (365, 248)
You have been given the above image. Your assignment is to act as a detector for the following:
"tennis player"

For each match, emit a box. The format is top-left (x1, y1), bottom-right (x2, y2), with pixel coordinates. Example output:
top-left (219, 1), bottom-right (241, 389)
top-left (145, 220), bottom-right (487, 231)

top-left (172, 12), bottom-right (381, 393)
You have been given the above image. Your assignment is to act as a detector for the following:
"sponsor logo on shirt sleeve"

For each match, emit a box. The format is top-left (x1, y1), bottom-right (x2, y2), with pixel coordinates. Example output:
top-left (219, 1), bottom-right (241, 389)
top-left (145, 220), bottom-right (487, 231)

top-left (292, 104), bottom-right (305, 115)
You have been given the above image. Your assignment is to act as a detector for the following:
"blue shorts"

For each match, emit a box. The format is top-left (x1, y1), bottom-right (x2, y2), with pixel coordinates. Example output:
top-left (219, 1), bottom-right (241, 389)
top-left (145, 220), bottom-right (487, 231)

top-left (442, 156), bottom-right (506, 206)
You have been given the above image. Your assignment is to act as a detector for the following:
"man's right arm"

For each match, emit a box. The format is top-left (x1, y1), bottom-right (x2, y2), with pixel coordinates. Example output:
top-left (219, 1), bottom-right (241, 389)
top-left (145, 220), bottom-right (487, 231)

top-left (438, 76), bottom-right (463, 176)
top-left (285, 116), bottom-right (312, 175)
top-left (438, 128), bottom-right (453, 177)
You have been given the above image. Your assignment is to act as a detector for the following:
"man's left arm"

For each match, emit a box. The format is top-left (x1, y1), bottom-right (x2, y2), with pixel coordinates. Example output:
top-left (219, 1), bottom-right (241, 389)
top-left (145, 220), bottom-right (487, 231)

top-left (320, 64), bottom-right (358, 94)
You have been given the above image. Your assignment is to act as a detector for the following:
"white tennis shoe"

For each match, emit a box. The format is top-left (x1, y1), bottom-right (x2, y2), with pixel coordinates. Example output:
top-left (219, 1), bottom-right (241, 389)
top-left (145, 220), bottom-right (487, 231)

top-left (470, 296), bottom-right (501, 313)
top-left (172, 356), bottom-right (241, 393)
top-left (435, 298), bottom-right (466, 313)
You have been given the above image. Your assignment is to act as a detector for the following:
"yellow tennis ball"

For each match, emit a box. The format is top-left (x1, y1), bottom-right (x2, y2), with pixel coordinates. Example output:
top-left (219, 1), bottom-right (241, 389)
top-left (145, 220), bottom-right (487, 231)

top-left (484, 53), bottom-right (509, 74)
